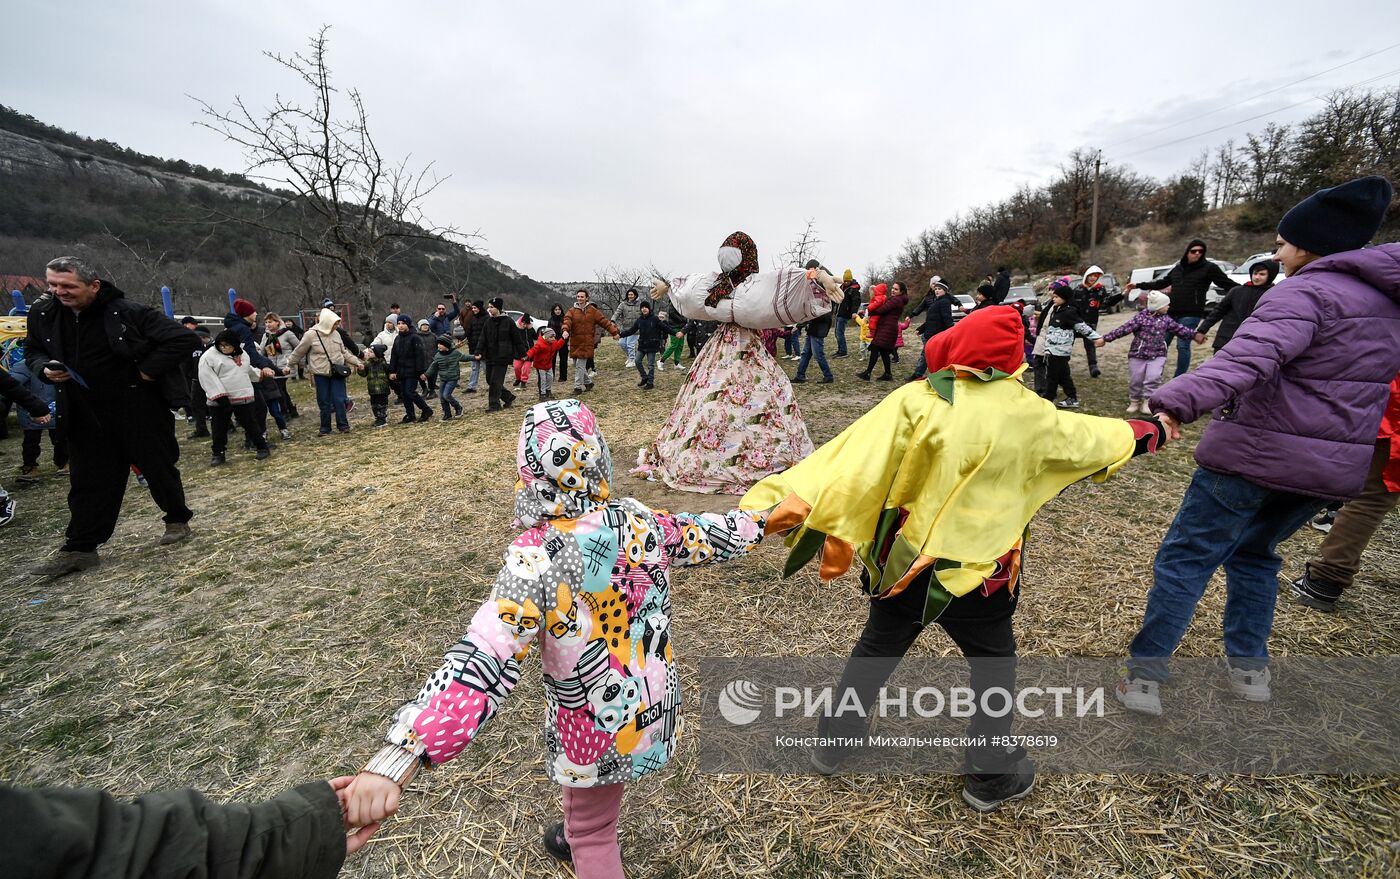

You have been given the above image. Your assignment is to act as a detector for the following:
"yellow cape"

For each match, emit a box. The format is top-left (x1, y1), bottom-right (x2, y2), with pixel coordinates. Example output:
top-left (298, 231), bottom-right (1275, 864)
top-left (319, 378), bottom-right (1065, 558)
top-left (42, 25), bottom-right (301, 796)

top-left (740, 366), bottom-right (1135, 605)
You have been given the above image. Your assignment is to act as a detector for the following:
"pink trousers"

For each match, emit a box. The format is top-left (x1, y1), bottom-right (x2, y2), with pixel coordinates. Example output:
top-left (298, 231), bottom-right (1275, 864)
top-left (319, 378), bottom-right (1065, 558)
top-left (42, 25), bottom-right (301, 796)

top-left (513, 359), bottom-right (532, 383)
top-left (563, 783), bottom-right (626, 879)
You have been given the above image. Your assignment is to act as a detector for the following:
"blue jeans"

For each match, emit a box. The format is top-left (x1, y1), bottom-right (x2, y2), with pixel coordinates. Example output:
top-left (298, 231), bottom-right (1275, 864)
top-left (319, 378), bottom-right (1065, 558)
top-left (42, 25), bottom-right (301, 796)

top-left (910, 331), bottom-right (935, 378)
top-left (313, 375), bottom-right (350, 432)
top-left (1128, 467), bottom-right (1325, 681)
top-left (795, 334), bottom-right (832, 380)
top-left (438, 379), bottom-right (461, 412)
top-left (834, 316), bottom-right (849, 355)
top-left (634, 351), bottom-right (657, 384)
top-left (618, 334), bottom-right (637, 362)
top-left (467, 358), bottom-right (483, 390)
top-left (1173, 315), bottom-right (1202, 377)
top-left (784, 331), bottom-right (801, 357)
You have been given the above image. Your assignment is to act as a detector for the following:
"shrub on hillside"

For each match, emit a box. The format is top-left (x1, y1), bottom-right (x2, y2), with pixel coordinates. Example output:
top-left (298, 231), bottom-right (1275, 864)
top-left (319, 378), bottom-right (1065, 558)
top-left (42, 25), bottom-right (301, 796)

top-left (1031, 241), bottom-right (1080, 272)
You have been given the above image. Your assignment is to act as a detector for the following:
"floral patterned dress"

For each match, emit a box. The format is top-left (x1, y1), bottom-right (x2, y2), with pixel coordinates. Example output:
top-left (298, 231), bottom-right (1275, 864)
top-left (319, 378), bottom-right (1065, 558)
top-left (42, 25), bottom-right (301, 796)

top-left (635, 322), bottom-right (814, 494)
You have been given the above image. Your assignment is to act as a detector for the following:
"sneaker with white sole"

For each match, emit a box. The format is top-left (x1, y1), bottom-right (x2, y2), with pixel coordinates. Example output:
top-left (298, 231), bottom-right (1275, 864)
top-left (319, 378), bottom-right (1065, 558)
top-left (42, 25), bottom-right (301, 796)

top-left (1114, 674), bottom-right (1162, 715)
top-left (1227, 664), bottom-right (1271, 702)
top-left (1309, 509), bottom-right (1336, 533)
top-left (1287, 572), bottom-right (1340, 613)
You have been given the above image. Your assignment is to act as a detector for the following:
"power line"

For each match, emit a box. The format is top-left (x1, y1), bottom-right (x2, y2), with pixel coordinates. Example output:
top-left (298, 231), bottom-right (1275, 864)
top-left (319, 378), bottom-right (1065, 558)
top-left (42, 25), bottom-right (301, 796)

top-left (1103, 42), bottom-right (1400, 149)
top-left (1117, 64), bottom-right (1400, 160)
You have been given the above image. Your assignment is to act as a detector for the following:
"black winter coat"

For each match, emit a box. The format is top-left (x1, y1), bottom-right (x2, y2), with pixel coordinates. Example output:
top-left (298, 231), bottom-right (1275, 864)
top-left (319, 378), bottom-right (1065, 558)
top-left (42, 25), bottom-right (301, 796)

top-left (1198, 282), bottom-right (1272, 349)
top-left (390, 331), bottom-right (428, 376)
top-left (26, 283), bottom-right (200, 409)
top-left (838, 282), bottom-right (863, 318)
top-left (620, 314), bottom-right (670, 353)
top-left (1134, 241), bottom-right (1237, 318)
top-left (992, 269), bottom-right (1011, 304)
top-left (467, 312), bottom-right (487, 354)
top-left (869, 294), bottom-right (909, 349)
top-left (914, 294), bottom-right (956, 337)
top-left (478, 315), bottom-right (526, 365)
top-left (0, 781), bottom-right (346, 879)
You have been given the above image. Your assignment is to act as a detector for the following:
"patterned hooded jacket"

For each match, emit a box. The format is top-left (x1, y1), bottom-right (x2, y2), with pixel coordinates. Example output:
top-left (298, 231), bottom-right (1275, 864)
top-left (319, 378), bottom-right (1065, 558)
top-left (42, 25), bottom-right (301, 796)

top-left (379, 400), bottom-right (766, 787)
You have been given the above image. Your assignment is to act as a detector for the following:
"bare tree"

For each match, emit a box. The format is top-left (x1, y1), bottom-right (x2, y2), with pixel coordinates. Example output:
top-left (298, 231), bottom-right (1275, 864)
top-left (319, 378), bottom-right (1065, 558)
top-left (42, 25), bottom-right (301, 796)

top-left (590, 264), bottom-right (651, 314)
top-left (775, 218), bottom-right (823, 269)
top-left (192, 26), bottom-right (477, 332)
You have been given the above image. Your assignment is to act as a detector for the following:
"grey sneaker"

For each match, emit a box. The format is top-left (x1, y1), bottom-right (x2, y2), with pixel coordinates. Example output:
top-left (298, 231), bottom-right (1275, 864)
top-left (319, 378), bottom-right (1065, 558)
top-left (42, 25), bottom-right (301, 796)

top-left (35, 550), bottom-right (101, 579)
top-left (1227, 664), bottom-right (1271, 702)
top-left (1114, 674), bottom-right (1162, 716)
top-left (159, 522), bottom-right (193, 546)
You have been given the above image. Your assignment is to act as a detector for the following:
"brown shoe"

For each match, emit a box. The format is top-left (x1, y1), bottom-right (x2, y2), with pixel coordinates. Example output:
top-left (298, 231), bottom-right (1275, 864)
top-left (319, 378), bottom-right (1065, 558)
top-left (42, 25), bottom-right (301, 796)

top-left (159, 522), bottom-right (193, 546)
top-left (16, 466), bottom-right (41, 485)
top-left (34, 550), bottom-right (101, 579)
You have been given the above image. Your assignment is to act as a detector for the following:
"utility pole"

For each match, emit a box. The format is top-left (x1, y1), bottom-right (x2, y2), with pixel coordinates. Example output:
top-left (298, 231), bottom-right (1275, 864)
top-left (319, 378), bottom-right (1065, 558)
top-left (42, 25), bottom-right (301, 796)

top-left (1089, 149), bottom-right (1102, 265)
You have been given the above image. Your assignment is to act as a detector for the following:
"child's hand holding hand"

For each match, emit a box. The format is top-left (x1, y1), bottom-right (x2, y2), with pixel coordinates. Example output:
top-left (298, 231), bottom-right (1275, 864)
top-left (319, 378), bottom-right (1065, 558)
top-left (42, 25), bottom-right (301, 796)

top-left (329, 776), bottom-right (381, 855)
top-left (345, 772), bottom-right (402, 829)
top-left (1094, 338), bottom-right (1106, 348)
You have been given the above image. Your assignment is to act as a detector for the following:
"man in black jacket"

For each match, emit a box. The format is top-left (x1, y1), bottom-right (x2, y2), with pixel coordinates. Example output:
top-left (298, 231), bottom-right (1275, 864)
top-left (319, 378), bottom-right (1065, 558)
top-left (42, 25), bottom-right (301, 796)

top-left (992, 267), bottom-right (1011, 304)
top-left (908, 277), bottom-right (956, 380)
top-left (0, 776), bottom-right (376, 879)
top-left (835, 272), bottom-right (862, 357)
top-left (1125, 238), bottom-right (1236, 377)
top-left (476, 297), bottom-right (525, 410)
top-left (465, 300), bottom-right (487, 392)
top-left (26, 257), bottom-right (200, 578)
top-left (388, 316), bottom-right (433, 422)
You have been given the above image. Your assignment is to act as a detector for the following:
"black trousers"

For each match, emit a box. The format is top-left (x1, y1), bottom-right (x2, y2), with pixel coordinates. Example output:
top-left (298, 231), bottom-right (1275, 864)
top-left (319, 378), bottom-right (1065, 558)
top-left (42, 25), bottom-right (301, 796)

top-left (820, 567), bottom-right (1019, 771)
top-left (23, 427), bottom-right (69, 469)
top-left (369, 393), bottom-right (389, 423)
top-left (275, 377), bottom-right (298, 416)
top-left (864, 346), bottom-right (893, 377)
top-left (62, 384), bottom-right (193, 553)
top-left (486, 362), bottom-right (515, 409)
top-left (397, 376), bottom-right (431, 416)
top-left (556, 345), bottom-right (568, 381)
top-left (186, 378), bottom-right (208, 429)
top-left (1042, 354), bottom-right (1075, 400)
top-left (211, 401), bottom-right (268, 455)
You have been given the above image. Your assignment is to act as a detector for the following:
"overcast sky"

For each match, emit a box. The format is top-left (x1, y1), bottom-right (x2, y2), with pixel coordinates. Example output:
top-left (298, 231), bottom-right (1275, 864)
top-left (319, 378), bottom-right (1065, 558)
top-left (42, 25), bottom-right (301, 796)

top-left (9, 0), bottom-right (1400, 281)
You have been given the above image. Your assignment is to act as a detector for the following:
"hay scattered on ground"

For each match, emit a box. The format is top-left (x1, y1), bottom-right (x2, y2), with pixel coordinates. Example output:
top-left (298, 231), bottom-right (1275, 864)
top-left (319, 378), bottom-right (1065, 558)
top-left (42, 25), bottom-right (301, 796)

top-left (2, 315), bottom-right (1397, 877)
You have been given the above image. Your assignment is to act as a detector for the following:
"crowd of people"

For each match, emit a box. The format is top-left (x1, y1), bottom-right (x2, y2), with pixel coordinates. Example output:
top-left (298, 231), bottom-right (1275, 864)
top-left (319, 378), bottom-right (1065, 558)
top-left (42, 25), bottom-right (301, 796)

top-left (1, 175), bottom-right (1398, 879)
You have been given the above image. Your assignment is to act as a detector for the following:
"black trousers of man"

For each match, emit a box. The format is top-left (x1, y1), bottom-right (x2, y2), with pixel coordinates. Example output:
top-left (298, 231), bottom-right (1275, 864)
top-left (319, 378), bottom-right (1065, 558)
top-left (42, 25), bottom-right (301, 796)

top-left (817, 566), bottom-right (1019, 772)
top-left (210, 401), bottom-right (268, 456)
top-left (486, 362), bottom-right (515, 410)
top-left (186, 378), bottom-right (209, 435)
top-left (397, 376), bottom-right (431, 418)
top-left (63, 384), bottom-right (193, 553)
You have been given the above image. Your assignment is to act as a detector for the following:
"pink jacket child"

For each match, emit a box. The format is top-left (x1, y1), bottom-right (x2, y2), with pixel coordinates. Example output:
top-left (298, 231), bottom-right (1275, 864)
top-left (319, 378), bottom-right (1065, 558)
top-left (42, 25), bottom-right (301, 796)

top-left (346, 400), bottom-right (768, 876)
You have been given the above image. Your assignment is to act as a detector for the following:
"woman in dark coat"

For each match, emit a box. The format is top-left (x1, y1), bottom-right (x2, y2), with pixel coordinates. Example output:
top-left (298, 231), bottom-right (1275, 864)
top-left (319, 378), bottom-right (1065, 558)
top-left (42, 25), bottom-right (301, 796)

top-left (547, 303), bottom-right (567, 381)
top-left (858, 281), bottom-right (909, 382)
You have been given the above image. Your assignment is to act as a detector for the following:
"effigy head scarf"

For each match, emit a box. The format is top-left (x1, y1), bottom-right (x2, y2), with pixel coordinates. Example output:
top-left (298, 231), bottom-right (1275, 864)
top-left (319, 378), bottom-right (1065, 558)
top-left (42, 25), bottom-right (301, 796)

top-left (514, 399), bottom-right (613, 527)
top-left (707, 231), bottom-right (759, 304)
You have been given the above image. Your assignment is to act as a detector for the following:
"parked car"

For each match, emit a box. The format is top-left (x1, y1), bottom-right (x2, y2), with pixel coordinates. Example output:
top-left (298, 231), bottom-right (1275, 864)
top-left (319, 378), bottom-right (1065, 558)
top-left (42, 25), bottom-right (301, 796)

top-left (1003, 285), bottom-right (1042, 310)
top-left (1226, 252), bottom-right (1286, 288)
top-left (952, 293), bottom-right (975, 321)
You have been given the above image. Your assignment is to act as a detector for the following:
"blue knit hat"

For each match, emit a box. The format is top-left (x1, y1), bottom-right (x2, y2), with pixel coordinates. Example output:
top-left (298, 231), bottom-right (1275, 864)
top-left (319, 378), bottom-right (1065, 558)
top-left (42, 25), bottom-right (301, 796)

top-left (1277, 175), bottom-right (1393, 256)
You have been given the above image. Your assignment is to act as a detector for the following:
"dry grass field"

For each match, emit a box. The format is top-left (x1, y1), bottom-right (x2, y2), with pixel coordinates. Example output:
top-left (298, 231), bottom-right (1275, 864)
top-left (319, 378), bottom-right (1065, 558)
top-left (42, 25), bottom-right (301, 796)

top-left (2, 311), bottom-right (1398, 878)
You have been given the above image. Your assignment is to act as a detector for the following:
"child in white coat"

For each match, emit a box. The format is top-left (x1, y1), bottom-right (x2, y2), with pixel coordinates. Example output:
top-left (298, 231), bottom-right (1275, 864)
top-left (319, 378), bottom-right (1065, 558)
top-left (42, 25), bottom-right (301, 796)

top-left (198, 330), bottom-right (270, 466)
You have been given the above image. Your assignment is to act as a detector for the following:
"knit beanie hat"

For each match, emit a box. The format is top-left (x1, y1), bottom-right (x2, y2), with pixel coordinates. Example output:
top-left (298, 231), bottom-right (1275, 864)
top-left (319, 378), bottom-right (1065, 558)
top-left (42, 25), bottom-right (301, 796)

top-left (1146, 291), bottom-right (1171, 312)
top-left (1277, 175), bottom-right (1393, 256)
top-left (232, 298), bottom-right (256, 318)
top-left (396, 315), bottom-right (412, 325)
top-left (213, 329), bottom-right (242, 350)
top-left (371, 342), bottom-right (388, 354)
top-left (436, 335), bottom-right (452, 349)
top-left (540, 326), bottom-right (556, 339)
top-left (489, 296), bottom-right (505, 310)
top-left (842, 269), bottom-right (854, 283)
top-left (930, 277), bottom-right (949, 292)
top-left (417, 318), bottom-right (430, 329)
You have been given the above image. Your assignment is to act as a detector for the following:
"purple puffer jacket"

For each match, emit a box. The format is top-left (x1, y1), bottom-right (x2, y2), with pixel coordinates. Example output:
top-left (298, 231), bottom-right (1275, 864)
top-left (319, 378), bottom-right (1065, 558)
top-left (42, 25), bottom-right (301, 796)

top-left (1150, 243), bottom-right (1400, 501)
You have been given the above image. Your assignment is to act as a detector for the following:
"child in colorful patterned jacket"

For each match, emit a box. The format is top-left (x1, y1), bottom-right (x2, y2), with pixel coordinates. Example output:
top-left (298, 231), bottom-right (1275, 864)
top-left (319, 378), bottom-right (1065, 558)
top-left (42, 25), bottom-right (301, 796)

top-left (1095, 291), bottom-right (1198, 414)
top-left (344, 399), bottom-right (768, 879)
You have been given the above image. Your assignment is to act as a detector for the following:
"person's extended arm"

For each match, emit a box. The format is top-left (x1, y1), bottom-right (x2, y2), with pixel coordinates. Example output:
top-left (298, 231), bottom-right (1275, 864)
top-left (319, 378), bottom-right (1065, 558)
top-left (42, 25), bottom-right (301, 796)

top-left (0, 780), bottom-right (350, 879)
top-left (134, 310), bottom-right (203, 380)
top-left (1150, 284), bottom-right (1324, 423)
top-left (1133, 266), bottom-right (1177, 291)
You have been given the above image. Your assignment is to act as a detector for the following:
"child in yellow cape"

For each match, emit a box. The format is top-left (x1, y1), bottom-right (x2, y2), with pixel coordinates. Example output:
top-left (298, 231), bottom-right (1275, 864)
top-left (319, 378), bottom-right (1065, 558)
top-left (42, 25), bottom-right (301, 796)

top-left (739, 305), bottom-right (1171, 811)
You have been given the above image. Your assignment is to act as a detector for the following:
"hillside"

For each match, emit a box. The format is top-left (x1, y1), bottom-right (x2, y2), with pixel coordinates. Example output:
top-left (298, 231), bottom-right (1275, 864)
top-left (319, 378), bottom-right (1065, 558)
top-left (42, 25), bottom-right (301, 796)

top-left (0, 106), bottom-right (556, 325)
